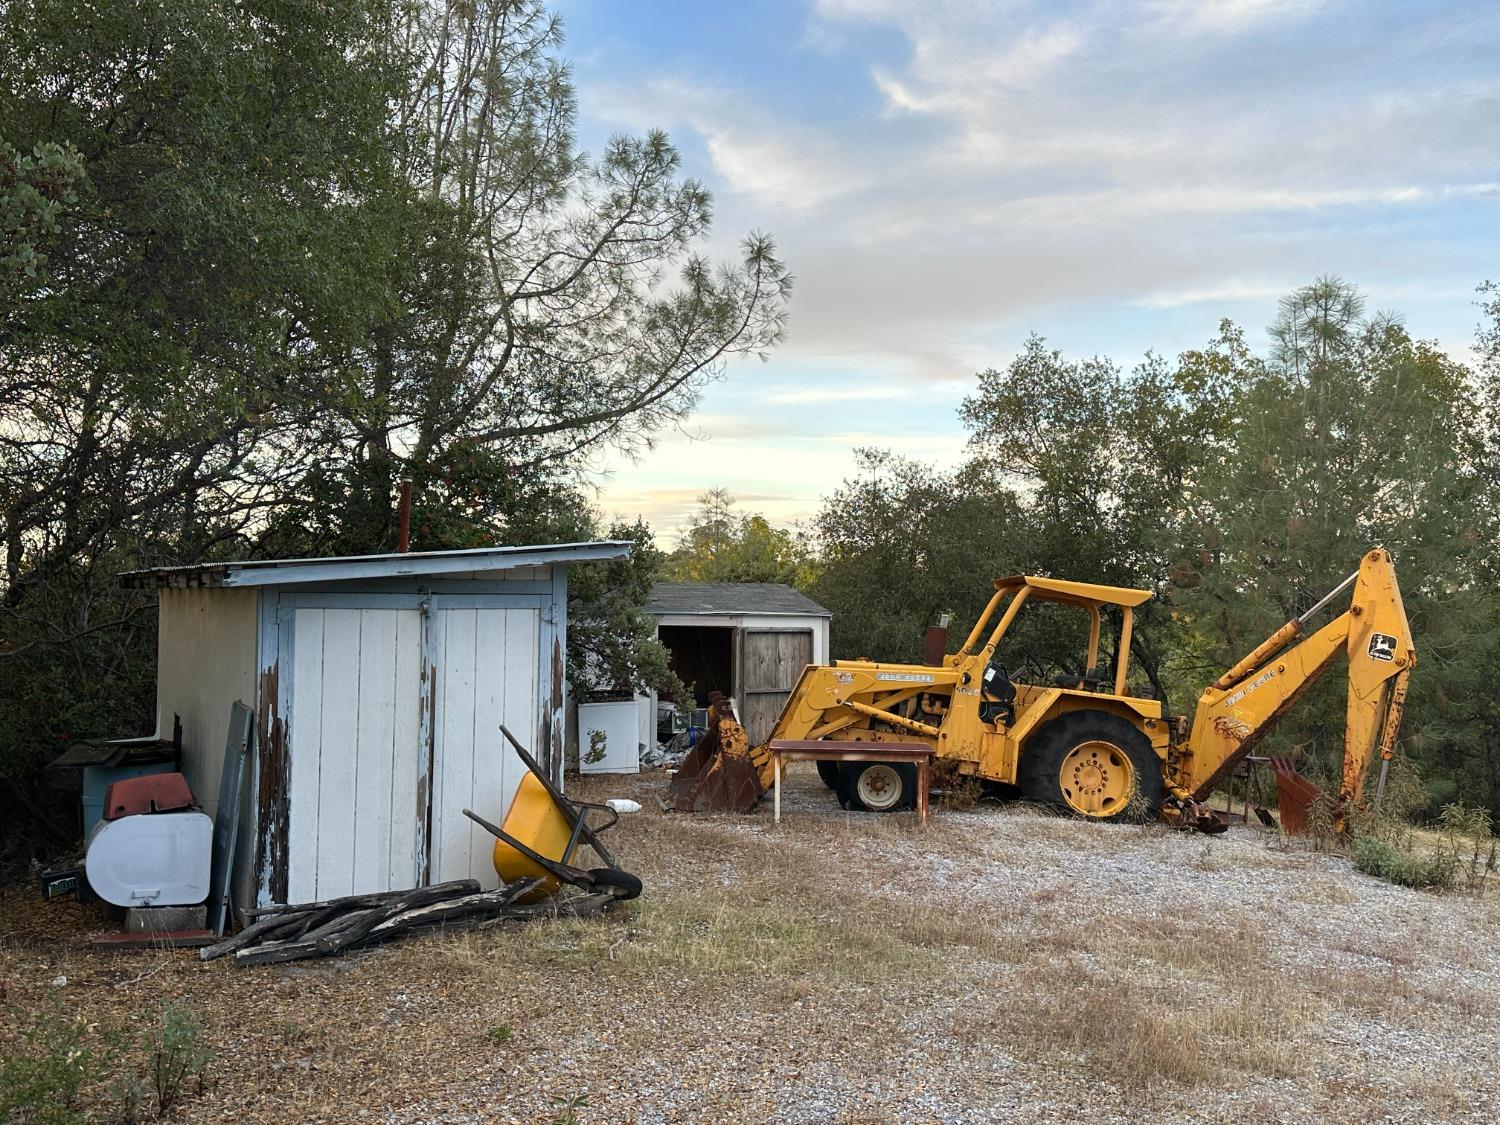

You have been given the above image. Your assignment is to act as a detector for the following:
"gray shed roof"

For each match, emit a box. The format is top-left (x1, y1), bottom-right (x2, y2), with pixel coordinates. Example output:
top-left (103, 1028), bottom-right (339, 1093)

top-left (647, 581), bottom-right (830, 618)
top-left (120, 541), bottom-right (633, 589)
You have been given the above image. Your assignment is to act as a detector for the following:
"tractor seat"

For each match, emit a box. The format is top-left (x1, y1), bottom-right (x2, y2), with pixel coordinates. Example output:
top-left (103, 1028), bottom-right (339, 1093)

top-left (1053, 666), bottom-right (1112, 692)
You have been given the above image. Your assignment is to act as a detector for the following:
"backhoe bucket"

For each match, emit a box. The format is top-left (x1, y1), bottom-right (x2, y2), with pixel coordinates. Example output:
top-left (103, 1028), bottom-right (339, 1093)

top-left (665, 716), bottom-right (765, 813)
top-left (1268, 757), bottom-right (1322, 835)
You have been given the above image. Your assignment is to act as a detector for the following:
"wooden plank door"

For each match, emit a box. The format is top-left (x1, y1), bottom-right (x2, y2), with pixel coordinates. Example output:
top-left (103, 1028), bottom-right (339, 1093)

top-left (286, 607), bottom-right (424, 903)
top-left (739, 629), bottom-right (813, 745)
top-left (428, 605), bottom-right (539, 890)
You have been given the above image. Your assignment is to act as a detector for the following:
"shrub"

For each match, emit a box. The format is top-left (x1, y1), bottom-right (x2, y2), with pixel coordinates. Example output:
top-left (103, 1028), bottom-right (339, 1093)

top-left (149, 1001), bottom-right (212, 1117)
top-left (0, 996), bottom-right (211, 1122)
top-left (1352, 835), bottom-right (1454, 890)
top-left (0, 999), bottom-right (100, 1125)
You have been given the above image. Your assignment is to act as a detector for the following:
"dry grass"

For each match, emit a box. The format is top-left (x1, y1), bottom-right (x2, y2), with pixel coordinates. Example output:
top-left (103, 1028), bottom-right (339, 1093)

top-left (947, 904), bottom-right (1317, 1089)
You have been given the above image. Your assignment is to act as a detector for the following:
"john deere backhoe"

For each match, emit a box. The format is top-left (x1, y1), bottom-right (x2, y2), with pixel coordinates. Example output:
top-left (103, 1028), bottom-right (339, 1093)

top-left (666, 548), bottom-right (1414, 830)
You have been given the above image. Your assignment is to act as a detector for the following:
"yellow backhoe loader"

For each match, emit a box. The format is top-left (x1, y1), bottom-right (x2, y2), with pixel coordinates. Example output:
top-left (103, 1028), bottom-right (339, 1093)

top-left (666, 548), bottom-right (1414, 831)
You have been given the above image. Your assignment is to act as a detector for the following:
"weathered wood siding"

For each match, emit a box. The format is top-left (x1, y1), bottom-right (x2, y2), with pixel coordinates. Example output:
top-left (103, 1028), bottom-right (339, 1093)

top-left (739, 629), bottom-right (814, 745)
top-left (285, 607), bottom-right (424, 902)
top-left (429, 606), bottom-right (539, 890)
top-left (282, 601), bottom-right (540, 902)
top-left (156, 587), bottom-right (260, 823)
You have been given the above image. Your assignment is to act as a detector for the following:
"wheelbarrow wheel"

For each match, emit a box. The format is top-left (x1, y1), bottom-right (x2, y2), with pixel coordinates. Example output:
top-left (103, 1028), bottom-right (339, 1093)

top-left (589, 867), bottom-right (643, 900)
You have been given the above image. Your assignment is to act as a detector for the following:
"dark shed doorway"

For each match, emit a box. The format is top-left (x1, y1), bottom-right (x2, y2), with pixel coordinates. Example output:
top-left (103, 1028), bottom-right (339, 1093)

top-left (658, 624), bottom-right (734, 706)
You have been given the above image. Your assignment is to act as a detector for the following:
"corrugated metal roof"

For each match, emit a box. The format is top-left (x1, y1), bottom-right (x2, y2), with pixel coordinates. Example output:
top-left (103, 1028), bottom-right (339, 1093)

top-left (119, 541), bottom-right (633, 589)
top-left (647, 581), bottom-right (830, 618)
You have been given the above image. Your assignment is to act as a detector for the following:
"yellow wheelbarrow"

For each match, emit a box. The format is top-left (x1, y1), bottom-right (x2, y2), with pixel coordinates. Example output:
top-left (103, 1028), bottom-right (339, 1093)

top-left (463, 724), bottom-right (642, 903)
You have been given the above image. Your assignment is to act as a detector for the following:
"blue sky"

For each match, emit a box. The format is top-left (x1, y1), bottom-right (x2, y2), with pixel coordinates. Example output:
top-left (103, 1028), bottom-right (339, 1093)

top-left (554, 0), bottom-right (1500, 537)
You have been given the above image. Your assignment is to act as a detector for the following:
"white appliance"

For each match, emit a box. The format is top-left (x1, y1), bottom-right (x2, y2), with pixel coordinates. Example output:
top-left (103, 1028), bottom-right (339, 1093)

top-left (85, 811), bottom-right (213, 907)
top-left (578, 699), bottom-right (642, 774)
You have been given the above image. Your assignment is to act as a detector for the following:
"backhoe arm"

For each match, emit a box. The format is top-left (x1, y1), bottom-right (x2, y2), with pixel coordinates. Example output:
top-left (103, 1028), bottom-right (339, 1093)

top-left (1178, 549), bottom-right (1416, 818)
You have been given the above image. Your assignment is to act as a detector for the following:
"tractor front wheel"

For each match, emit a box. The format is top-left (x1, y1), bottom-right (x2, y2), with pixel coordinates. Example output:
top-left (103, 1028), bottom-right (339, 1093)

top-left (837, 761), bottom-right (918, 812)
top-left (1017, 711), bottom-right (1163, 822)
top-left (816, 760), bottom-right (840, 790)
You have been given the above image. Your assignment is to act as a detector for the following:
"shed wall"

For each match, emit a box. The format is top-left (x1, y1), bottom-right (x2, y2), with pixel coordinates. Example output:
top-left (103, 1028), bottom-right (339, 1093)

top-left (265, 587), bottom-right (556, 905)
top-left (157, 587), bottom-right (260, 821)
top-left (652, 612), bottom-right (829, 665)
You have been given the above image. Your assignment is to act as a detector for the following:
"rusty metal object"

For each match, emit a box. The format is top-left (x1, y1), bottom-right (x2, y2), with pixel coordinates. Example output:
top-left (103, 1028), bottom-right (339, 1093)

top-left (665, 694), bottom-right (765, 813)
top-left (923, 621), bottom-right (949, 666)
top-left (1268, 756), bottom-right (1322, 835)
top-left (396, 477), bottom-right (413, 552)
top-left (1160, 798), bottom-right (1229, 834)
top-left (1185, 798), bottom-right (1229, 834)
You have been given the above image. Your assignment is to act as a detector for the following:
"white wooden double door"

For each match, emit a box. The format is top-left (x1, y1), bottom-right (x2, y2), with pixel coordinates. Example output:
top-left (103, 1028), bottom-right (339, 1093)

top-left (283, 597), bottom-right (542, 904)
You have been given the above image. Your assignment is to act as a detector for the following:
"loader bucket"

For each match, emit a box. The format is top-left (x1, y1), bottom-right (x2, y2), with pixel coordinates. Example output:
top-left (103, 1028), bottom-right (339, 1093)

top-left (1268, 756), bottom-right (1322, 835)
top-left (665, 716), bottom-right (765, 813)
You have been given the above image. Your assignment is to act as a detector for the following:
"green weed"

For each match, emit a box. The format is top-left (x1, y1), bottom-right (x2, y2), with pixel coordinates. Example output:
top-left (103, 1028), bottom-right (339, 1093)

top-left (1353, 835), bottom-right (1454, 889)
top-left (149, 1000), bottom-right (212, 1117)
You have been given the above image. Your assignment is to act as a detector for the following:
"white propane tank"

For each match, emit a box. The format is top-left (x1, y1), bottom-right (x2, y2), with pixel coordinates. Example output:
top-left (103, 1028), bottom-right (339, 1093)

top-left (85, 811), bottom-right (213, 908)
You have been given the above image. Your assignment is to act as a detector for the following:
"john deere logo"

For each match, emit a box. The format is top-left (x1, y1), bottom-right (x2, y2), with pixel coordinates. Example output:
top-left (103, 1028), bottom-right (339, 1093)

top-left (1368, 633), bottom-right (1398, 662)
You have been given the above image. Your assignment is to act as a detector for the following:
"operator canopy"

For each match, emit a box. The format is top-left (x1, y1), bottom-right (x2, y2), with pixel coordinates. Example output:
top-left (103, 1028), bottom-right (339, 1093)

top-left (992, 574), bottom-right (1153, 610)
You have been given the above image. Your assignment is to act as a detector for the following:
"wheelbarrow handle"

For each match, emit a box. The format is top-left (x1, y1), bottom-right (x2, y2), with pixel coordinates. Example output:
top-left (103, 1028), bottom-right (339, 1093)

top-left (462, 807), bottom-right (595, 889)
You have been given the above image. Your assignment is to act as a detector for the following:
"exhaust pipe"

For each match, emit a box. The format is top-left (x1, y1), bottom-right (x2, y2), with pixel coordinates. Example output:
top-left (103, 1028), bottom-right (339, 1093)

top-left (396, 477), bottom-right (413, 553)
top-left (924, 612), bottom-right (951, 666)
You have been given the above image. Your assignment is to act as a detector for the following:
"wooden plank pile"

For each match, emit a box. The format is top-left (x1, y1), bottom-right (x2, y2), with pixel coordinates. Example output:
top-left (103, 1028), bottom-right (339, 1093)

top-left (199, 878), bottom-right (619, 967)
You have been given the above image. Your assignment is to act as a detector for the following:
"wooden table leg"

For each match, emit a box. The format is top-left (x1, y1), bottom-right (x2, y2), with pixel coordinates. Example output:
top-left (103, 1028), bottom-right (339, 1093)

top-left (917, 759), bottom-right (929, 824)
top-left (774, 754), bottom-right (782, 824)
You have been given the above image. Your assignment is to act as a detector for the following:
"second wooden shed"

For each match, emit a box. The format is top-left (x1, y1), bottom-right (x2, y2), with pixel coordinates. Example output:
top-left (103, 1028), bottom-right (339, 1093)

top-left (647, 581), bottom-right (832, 745)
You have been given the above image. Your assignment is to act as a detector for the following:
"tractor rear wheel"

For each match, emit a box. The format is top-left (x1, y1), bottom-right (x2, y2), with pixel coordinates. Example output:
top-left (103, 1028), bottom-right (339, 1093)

top-left (1017, 710), bottom-right (1162, 822)
top-left (837, 761), bottom-right (918, 812)
top-left (816, 760), bottom-right (840, 790)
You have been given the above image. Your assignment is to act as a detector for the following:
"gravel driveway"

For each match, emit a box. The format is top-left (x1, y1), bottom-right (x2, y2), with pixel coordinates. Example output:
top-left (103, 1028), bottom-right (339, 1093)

top-left (3, 763), bottom-right (1496, 1123)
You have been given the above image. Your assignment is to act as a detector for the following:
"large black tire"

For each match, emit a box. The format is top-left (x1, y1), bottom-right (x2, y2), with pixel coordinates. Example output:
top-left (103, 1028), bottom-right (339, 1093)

top-left (816, 760), bottom-right (840, 790)
top-left (836, 761), bottom-right (918, 813)
top-left (1016, 710), bottom-right (1163, 822)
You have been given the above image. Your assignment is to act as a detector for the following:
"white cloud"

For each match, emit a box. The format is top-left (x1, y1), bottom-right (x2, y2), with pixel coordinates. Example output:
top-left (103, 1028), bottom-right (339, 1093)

top-left (764, 385), bottom-right (914, 405)
top-left (1140, 0), bottom-right (1327, 35)
top-left (1131, 280), bottom-right (1292, 309)
top-left (577, 76), bottom-right (871, 212)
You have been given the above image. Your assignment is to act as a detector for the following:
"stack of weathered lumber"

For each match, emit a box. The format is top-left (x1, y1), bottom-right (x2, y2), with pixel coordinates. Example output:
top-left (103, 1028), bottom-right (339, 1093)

top-left (200, 878), bottom-right (618, 967)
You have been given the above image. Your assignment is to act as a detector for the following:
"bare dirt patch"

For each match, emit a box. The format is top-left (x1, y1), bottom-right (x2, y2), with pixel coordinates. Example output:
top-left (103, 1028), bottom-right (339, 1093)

top-left (3, 763), bottom-right (1497, 1123)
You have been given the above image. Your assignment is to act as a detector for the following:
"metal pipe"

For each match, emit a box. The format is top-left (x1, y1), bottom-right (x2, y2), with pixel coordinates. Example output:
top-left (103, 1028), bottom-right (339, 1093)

top-left (834, 697), bottom-right (941, 738)
top-left (396, 477), bottom-right (413, 553)
top-left (980, 586), bottom-right (1031, 659)
top-left (1215, 570), bottom-right (1361, 692)
top-left (957, 588), bottom-right (1009, 657)
top-left (1298, 570), bottom-right (1359, 625)
top-left (1114, 606), bottom-right (1134, 696)
top-left (1370, 668), bottom-right (1410, 811)
top-left (1213, 619), bottom-right (1302, 691)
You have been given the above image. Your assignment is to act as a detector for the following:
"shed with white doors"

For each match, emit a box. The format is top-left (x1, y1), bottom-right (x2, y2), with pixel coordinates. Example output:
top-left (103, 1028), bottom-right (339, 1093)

top-left (120, 542), bottom-right (630, 916)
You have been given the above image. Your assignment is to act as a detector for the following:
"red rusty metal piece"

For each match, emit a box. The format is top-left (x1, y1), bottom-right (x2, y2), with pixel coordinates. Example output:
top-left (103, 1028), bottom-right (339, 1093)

top-left (1268, 756), bottom-right (1322, 835)
top-left (665, 695), bottom-right (764, 813)
top-left (396, 477), bottom-right (413, 553)
top-left (1180, 798), bottom-right (1230, 834)
top-left (666, 719), bottom-right (763, 813)
top-left (923, 624), bottom-right (948, 667)
top-left (102, 772), bottom-right (195, 820)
